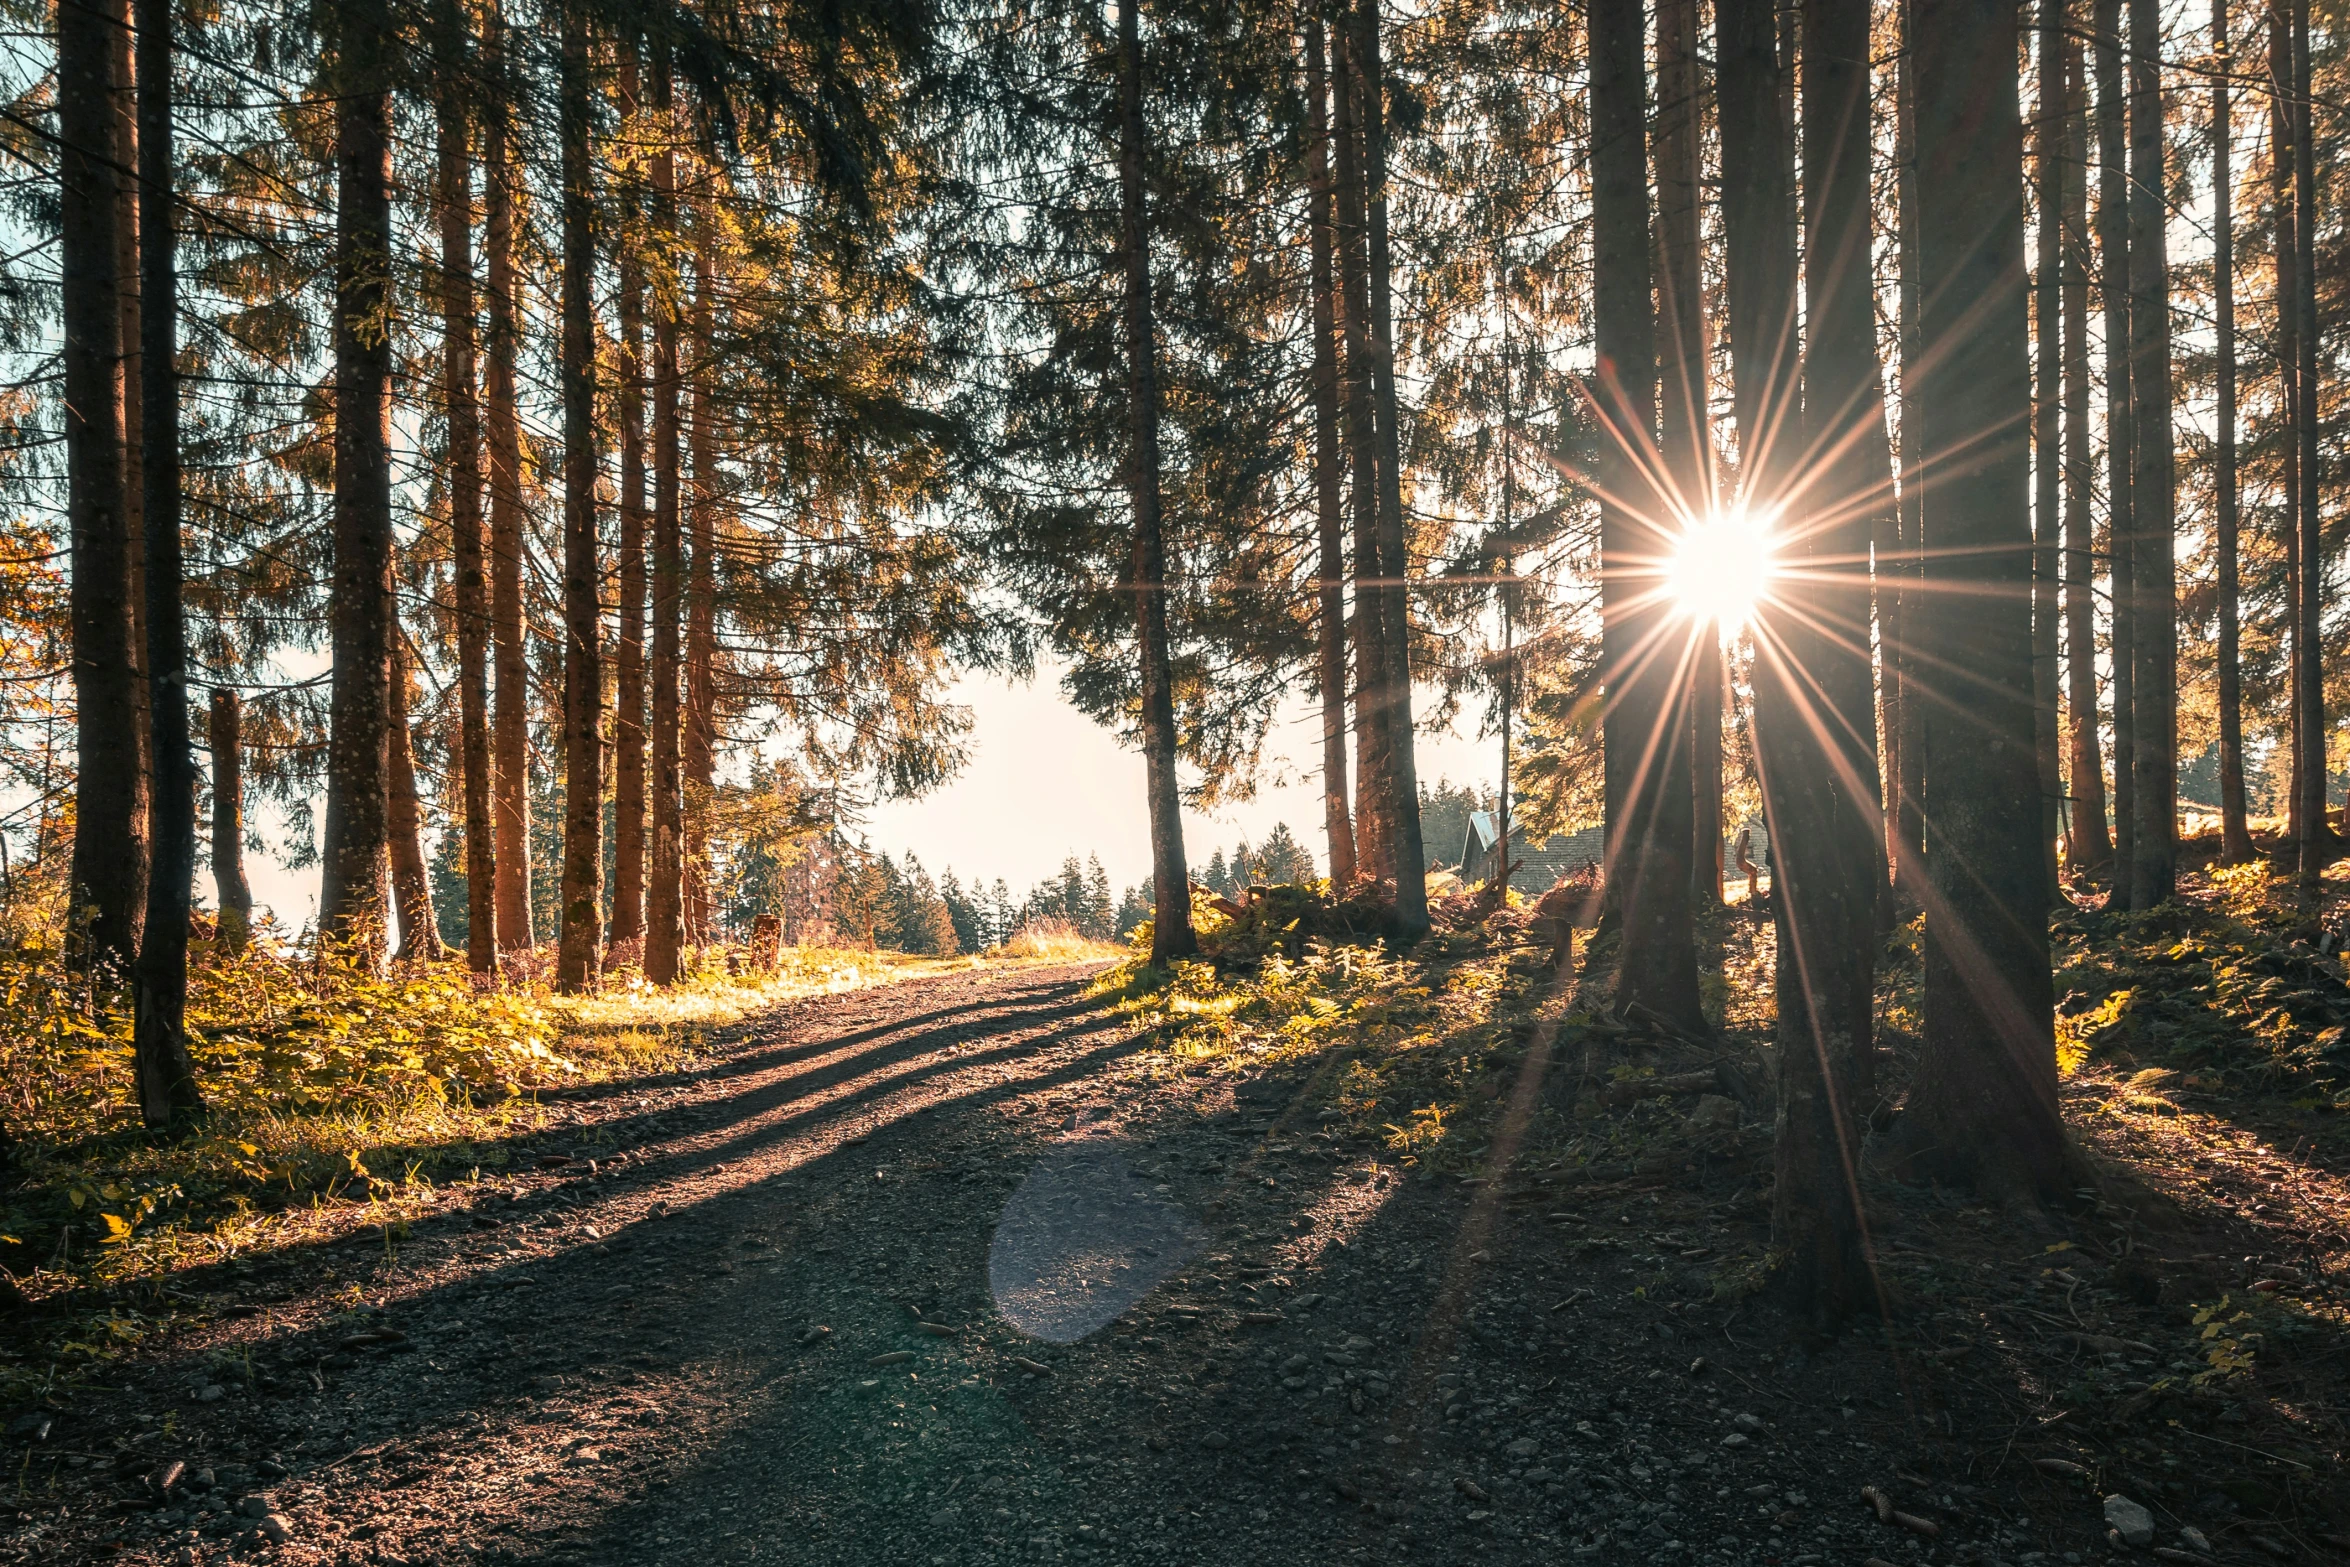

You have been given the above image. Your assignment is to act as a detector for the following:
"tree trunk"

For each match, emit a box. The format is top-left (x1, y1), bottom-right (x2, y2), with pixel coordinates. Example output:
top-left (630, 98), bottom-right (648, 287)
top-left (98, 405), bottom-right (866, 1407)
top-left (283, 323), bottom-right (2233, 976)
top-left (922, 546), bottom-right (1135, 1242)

top-left (2095, 0), bottom-right (2135, 903)
top-left (1901, 0), bottom-right (2067, 1203)
top-left (1891, 0), bottom-right (1927, 893)
top-left (1333, 28), bottom-right (1391, 884)
top-left (2270, 4), bottom-right (2301, 850)
top-left (685, 240), bottom-right (718, 946)
top-left (1658, 0), bottom-right (1721, 909)
top-left (484, 6), bottom-right (533, 953)
top-left (439, 21), bottom-right (496, 969)
top-left (2062, 28), bottom-right (2113, 869)
top-left (2033, 0), bottom-right (2065, 901)
top-left (1591, 0), bottom-right (1701, 1028)
top-left (319, 0), bottom-right (395, 953)
top-left (1718, 0), bottom-right (1797, 504)
top-left (1351, 0), bottom-right (1430, 936)
top-left (62, 0), bottom-right (147, 977)
top-left (646, 49), bottom-right (685, 984)
top-left (209, 689), bottom-right (253, 952)
top-left (1304, 16), bottom-right (1356, 890)
top-left (556, 5), bottom-right (603, 993)
top-left (2212, 0), bottom-right (2253, 862)
top-left (131, 0), bottom-right (200, 1125)
top-left (387, 633), bottom-right (445, 962)
top-left (1117, 0), bottom-right (1198, 965)
top-left (610, 47), bottom-right (648, 954)
top-left (112, 0), bottom-right (148, 795)
top-left (2126, 0), bottom-right (2177, 906)
top-left (2289, 0), bottom-right (2326, 891)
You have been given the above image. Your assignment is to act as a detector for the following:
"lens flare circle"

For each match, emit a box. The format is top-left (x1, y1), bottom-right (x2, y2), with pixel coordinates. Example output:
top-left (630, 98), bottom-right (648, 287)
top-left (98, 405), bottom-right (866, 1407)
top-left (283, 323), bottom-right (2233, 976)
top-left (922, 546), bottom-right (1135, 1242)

top-left (1668, 505), bottom-right (1776, 630)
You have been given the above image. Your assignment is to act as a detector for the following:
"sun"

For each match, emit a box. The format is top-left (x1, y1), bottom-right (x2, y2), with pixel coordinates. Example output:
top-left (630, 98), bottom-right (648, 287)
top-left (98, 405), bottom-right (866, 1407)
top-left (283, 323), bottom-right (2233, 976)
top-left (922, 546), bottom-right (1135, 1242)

top-left (1668, 504), bottom-right (1778, 633)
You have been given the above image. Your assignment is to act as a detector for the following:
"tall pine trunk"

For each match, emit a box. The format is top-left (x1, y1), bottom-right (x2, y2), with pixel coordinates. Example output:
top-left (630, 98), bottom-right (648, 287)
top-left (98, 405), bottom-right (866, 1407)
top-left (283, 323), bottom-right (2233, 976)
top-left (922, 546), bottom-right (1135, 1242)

top-left (1118, 0), bottom-right (1197, 964)
top-left (1902, 0), bottom-right (2067, 1203)
top-left (2212, 0), bottom-right (2253, 861)
top-left (685, 241), bottom-right (718, 945)
top-left (1657, 0), bottom-right (1721, 908)
top-left (131, 0), bottom-right (200, 1124)
top-left (1352, 0), bottom-right (1429, 935)
top-left (2033, 0), bottom-right (2065, 899)
top-left (2062, 29), bottom-right (2113, 868)
top-left (438, 23), bottom-right (497, 968)
top-left (610, 48), bottom-right (648, 953)
top-left (555, 6), bottom-right (603, 993)
top-left (1890, 0), bottom-right (1928, 896)
top-left (646, 50), bottom-right (685, 984)
top-left (1591, 0), bottom-right (1701, 1028)
top-left (1304, 17), bottom-right (1356, 888)
top-left (2127, 0), bottom-right (2177, 906)
top-left (2095, 0), bottom-right (2135, 901)
top-left (1333, 29), bottom-right (1390, 883)
top-left (2270, 6), bottom-right (2301, 849)
top-left (2288, 0), bottom-right (2325, 888)
top-left (387, 633), bottom-right (445, 962)
top-left (61, 0), bottom-right (146, 975)
top-left (319, 0), bottom-right (396, 952)
top-left (112, 0), bottom-right (148, 788)
top-left (484, 5), bottom-right (533, 952)
top-left (208, 689), bottom-right (252, 951)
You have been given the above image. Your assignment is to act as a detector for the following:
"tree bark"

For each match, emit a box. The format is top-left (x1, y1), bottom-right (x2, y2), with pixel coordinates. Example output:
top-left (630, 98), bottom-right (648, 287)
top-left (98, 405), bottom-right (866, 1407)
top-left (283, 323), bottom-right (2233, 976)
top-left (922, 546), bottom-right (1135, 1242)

top-left (2062, 29), bottom-right (2113, 870)
top-left (2095, 0), bottom-right (2135, 903)
top-left (646, 49), bottom-right (685, 984)
top-left (1118, 0), bottom-right (1198, 965)
top-left (1657, 0), bottom-right (1721, 909)
top-left (1891, 0), bottom-right (1927, 892)
top-left (111, 0), bottom-right (148, 793)
top-left (2288, 0), bottom-right (2326, 891)
top-left (1351, 0), bottom-right (1430, 936)
top-left (2126, 0), bottom-right (2177, 906)
top-left (610, 47), bottom-right (648, 954)
top-left (484, 3), bottom-right (533, 953)
top-left (209, 689), bottom-right (253, 952)
top-left (62, 0), bottom-right (147, 975)
top-left (2033, 0), bottom-right (2065, 900)
top-left (685, 240), bottom-right (718, 946)
top-left (1333, 27), bottom-right (1391, 884)
top-left (1304, 15), bottom-right (1356, 890)
top-left (2270, 4), bottom-right (2301, 849)
top-left (439, 18), bottom-right (497, 968)
top-left (556, 5), bottom-right (603, 993)
top-left (2212, 0), bottom-right (2253, 861)
top-left (319, 0), bottom-right (395, 953)
top-left (1591, 0), bottom-right (1702, 1028)
top-left (387, 633), bottom-right (445, 962)
top-left (1901, 0), bottom-right (2067, 1203)
top-left (131, 0), bottom-right (201, 1125)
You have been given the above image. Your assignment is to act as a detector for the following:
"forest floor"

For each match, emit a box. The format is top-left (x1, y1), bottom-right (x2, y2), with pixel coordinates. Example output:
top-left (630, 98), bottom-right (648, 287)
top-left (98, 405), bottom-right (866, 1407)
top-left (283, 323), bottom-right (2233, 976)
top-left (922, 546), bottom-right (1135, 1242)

top-left (0, 881), bottom-right (2346, 1567)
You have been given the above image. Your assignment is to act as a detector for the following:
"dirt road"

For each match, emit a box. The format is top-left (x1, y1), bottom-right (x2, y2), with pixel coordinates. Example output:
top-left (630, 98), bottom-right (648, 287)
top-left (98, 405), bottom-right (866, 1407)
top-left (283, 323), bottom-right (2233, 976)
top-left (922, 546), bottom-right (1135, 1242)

top-left (8, 963), bottom-right (2210, 1566)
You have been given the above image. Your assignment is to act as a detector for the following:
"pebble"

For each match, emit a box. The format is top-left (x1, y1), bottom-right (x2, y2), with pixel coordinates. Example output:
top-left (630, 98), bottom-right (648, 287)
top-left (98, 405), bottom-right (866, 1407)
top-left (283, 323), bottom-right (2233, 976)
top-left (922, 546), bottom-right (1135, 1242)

top-left (1507, 1439), bottom-right (1538, 1458)
top-left (6, 1413), bottom-right (51, 1443)
top-left (2104, 1495), bottom-right (2155, 1549)
top-left (1199, 1432), bottom-right (1231, 1450)
top-left (2179, 1527), bottom-right (2213, 1555)
top-left (1721, 1433), bottom-right (1750, 1449)
top-left (195, 1385), bottom-right (226, 1403)
top-left (256, 1514), bottom-right (294, 1544)
top-left (1733, 1412), bottom-right (1763, 1433)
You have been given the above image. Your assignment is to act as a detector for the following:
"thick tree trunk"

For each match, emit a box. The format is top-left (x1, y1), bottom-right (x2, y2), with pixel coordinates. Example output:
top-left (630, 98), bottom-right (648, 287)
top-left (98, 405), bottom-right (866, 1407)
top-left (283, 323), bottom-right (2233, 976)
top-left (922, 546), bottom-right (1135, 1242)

top-left (685, 242), bottom-right (718, 946)
top-left (484, 7), bottom-right (533, 952)
top-left (111, 0), bottom-right (148, 788)
top-left (1352, 0), bottom-right (1429, 936)
top-left (439, 31), bottom-right (497, 969)
top-left (208, 689), bottom-right (253, 952)
top-left (2126, 0), bottom-right (2177, 906)
top-left (2095, 0), bottom-right (2135, 902)
top-left (2033, 0), bottom-right (2065, 900)
top-left (610, 49), bottom-right (648, 954)
top-left (556, 6), bottom-right (603, 993)
top-left (1118, 0), bottom-right (1198, 965)
top-left (1891, 0), bottom-right (1927, 893)
top-left (1718, 0), bottom-right (1798, 503)
top-left (2289, 0), bottom-right (2326, 890)
top-left (387, 634), bottom-right (445, 963)
top-left (1657, 0), bottom-right (1721, 908)
top-left (319, 0), bottom-right (396, 953)
top-left (646, 51), bottom-right (685, 985)
top-left (1304, 17), bottom-right (1356, 890)
top-left (2270, 7), bottom-right (2302, 849)
top-left (2213, 0), bottom-right (2253, 862)
top-left (1591, 0), bottom-right (1701, 1028)
top-left (62, 0), bottom-right (147, 975)
top-left (131, 0), bottom-right (201, 1125)
top-left (2061, 29), bottom-right (2113, 870)
top-left (1901, 0), bottom-right (2067, 1203)
top-left (1333, 29), bottom-right (1390, 884)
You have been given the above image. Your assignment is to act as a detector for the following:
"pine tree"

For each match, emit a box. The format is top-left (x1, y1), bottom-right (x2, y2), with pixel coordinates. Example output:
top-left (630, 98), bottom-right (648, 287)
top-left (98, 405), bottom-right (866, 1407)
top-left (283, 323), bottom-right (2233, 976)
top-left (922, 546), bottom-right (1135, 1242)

top-left (554, 3), bottom-right (604, 993)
